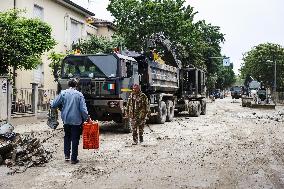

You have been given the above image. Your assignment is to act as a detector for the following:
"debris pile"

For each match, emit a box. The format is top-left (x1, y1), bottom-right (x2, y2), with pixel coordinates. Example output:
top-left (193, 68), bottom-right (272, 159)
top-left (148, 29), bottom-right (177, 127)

top-left (236, 109), bottom-right (284, 122)
top-left (0, 124), bottom-right (52, 174)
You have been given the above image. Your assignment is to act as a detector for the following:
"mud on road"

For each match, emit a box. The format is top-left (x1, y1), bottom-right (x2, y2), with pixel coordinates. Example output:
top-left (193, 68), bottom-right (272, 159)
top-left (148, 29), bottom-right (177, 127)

top-left (1, 98), bottom-right (284, 189)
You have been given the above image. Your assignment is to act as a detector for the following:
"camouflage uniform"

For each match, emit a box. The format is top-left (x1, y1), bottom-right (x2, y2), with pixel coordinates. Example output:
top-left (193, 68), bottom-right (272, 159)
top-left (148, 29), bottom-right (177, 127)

top-left (126, 91), bottom-right (150, 143)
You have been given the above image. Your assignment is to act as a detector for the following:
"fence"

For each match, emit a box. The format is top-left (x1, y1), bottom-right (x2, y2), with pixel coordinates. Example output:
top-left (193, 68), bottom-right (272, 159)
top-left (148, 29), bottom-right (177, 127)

top-left (12, 88), bottom-right (33, 114)
top-left (11, 83), bottom-right (57, 118)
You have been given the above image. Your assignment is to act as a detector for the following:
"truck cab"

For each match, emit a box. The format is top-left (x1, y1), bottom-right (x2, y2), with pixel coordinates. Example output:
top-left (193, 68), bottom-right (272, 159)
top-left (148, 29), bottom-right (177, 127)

top-left (58, 54), bottom-right (138, 124)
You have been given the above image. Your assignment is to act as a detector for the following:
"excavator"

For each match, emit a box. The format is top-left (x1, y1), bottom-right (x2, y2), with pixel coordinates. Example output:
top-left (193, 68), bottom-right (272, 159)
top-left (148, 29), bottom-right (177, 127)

top-left (241, 76), bottom-right (275, 109)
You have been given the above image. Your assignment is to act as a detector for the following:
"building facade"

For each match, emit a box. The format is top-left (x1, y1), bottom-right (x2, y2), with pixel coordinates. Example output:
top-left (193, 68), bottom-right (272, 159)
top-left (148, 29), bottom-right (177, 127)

top-left (93, 18), bottom-right (116, 40)
top-left (0, 0), bottom-right (97, 90)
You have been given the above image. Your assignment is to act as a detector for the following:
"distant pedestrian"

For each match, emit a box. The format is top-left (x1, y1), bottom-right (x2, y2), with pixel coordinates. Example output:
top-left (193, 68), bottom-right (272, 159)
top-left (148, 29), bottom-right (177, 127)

top-left (51, 78), bottom-right (89, 164)
top-left (126, 84), bottom-right (150, 145)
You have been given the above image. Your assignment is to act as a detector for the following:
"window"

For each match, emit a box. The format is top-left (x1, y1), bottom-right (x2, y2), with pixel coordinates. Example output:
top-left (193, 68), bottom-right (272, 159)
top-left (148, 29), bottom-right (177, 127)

top-left (62, 55), bottom-right (118, 78)
top-left (34, 64), bottom-right (43, 85)
top-left (70, 19), bottom-right (83, 44)
top-left (33, 5), bottom-right (44, 20)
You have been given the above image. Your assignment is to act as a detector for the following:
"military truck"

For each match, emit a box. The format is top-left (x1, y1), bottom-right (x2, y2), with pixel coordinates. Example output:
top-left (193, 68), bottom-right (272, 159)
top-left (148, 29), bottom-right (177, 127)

top-left (231, 86), bottom-right (242, 99)
top-left (57, 36), bottom-right (206, 132)
top-left (241, 79), bottom-right (275, 109)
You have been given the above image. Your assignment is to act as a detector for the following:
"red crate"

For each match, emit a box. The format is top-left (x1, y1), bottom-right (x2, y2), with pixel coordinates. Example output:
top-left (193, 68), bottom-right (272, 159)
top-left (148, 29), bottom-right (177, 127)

top-left (82, 120), bottom-right (99, 149)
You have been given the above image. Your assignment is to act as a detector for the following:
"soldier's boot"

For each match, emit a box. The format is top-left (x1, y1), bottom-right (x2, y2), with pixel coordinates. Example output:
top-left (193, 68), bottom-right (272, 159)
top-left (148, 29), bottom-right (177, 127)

top-left (139, 136), bottom-right (143, 143)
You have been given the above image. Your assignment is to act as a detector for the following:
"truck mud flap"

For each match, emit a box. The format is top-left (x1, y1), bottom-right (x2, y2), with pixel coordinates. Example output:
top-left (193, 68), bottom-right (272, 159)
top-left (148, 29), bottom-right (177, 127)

top-left (200, 99), bottom-right (206, 115)
top-left (166, 100), bottom-right (174, 122)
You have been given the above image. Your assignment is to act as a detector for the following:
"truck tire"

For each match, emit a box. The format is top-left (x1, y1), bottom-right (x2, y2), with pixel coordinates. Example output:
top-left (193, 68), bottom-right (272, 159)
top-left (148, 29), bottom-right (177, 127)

top-left (123, 118), bottom-right (132, 133)
top-left (0, 155), bottom-right (3, 165)
top-left (201, 100), bottom-right (206, 115)
top-left (155, 101), bottom-right (167, 124)
top-left (188, 101), bottom-right (201, 117)
top-left (241, 99), bottom-right (246, 107)
top-left (166, 100), bottom-right (174, 122)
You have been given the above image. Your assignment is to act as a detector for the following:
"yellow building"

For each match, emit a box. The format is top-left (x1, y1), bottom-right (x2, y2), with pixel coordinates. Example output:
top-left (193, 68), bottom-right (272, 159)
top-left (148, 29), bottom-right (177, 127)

top-left (0, 0), bottom-right (97, 90)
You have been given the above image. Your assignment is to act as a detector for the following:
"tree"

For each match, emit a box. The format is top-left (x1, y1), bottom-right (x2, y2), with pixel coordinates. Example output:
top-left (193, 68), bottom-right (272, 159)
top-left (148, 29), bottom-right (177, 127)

top-left (48, 51), bottom-right (66, 81)
top-left (72, 35), bottom-right (125, 54)
top-left (0, 10), bottom-right (56, 75)
top-left (108, 0), bottom-right (196, 51)
top-left (240, 43), bottom-right (284, 91)
top-left (107, 0), bottom-right (225, 70)
top-left (107, 0), bottom-right (227, 91)
top-left (215, 65), bottom-right (236, 90)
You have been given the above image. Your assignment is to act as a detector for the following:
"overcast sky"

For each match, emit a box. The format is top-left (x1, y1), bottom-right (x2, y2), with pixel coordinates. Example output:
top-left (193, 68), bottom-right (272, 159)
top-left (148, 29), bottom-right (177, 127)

top-left (73, 0), bottom-right (284, 74)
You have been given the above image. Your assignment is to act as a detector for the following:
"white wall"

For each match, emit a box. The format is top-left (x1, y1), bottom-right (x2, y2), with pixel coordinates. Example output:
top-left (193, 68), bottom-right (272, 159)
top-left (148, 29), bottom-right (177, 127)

top-left (0, 0), bottom-right (97, 90)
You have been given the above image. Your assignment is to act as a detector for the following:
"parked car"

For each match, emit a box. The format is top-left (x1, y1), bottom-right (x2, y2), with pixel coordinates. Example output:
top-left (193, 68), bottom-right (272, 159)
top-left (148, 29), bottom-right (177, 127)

top-left (231, 86), bottom-right (242, 99)
top-left (212, 89), bottom-right (224, 99)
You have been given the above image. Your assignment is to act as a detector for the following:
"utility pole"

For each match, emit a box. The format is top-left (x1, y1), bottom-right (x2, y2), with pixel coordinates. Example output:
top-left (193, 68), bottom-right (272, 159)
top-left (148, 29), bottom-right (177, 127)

top-left (274, 60), bottom-right (277, 92)
top-left (13, 0), bottom-right (17, 101)
top-left (267, 59), bottom-right (276, 92)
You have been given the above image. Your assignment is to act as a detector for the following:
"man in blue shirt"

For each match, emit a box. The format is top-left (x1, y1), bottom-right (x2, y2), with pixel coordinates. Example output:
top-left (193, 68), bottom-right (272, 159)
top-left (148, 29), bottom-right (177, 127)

top-left (51, 78), bottom-right (89, 164)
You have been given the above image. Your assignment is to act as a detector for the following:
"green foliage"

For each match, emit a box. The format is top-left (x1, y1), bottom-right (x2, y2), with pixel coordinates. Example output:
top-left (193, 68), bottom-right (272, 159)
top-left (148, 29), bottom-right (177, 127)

top-left (215, 65), bottom-right (236, 90)
top-left (240, 43), bottom-right (284, 90)
top-left (108, 0), bottom-right (229, 89)
top-left (107, 0), bottom-right (225, 69)
top-left (48, 51), bottom-right (66, 80)
top-left (72, 35), bottom-right (125, 54)
top-left (0, 9), bottom-right (56, 74)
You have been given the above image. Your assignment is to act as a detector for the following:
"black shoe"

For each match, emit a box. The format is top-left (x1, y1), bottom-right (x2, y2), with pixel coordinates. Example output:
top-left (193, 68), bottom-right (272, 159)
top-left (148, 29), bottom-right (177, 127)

top-left (71, 159), bottom-right (79, 164)
top-left (139, 136), bottom-right (143, 143)
top-left (65, 156), bottom-right (70, 161)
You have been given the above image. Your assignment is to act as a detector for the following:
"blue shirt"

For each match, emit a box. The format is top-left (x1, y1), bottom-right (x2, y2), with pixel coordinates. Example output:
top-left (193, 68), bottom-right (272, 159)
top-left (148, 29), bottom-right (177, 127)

top-left (51, 88), bottom-right (88, 125)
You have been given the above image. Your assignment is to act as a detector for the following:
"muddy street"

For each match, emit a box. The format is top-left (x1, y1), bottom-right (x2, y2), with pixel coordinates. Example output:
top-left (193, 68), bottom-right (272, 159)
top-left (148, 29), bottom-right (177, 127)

top-left (1, 98), bottom-right (284, 189)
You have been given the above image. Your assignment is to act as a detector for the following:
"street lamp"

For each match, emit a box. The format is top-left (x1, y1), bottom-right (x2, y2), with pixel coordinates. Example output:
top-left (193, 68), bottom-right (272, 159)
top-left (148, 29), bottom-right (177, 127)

top-left (266, 60), bottom-right (276, 92)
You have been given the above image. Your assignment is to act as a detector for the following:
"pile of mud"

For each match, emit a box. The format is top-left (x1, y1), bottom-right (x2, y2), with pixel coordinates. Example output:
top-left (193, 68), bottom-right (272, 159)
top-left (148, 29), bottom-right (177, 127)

top-left (0, 133), bottom-right (52, 174)
top-left (236, 109), bottom-right (284, 122)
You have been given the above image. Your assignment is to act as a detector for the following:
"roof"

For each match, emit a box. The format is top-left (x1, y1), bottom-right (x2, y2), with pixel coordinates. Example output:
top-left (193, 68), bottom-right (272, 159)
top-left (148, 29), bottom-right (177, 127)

top-left (57, 0), bottom-right (95, 17)
top-left (93, 18), bottom-right (116, 31)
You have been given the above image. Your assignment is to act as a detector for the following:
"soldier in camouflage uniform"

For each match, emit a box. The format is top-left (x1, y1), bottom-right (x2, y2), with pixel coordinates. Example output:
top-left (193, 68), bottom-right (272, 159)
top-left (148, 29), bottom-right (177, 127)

top-left (126, 84), bottom-right (150, 145)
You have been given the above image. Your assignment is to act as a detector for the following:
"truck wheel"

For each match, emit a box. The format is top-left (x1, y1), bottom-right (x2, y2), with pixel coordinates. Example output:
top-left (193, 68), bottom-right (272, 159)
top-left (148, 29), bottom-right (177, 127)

top-left (155, 101), bottom-right (167, 124)
top-left (241, 99), bottom-right (246, 107)
top-left (123, 118), bottom-right (132, 133)
top-left (201, 100), bottom-right (206, 115)
top-left (166, 100), bottom-right (174, 122)
top-left (188, 101), bottom-right (201, 117)
top-left (0, 155), bottom-right (3, 165)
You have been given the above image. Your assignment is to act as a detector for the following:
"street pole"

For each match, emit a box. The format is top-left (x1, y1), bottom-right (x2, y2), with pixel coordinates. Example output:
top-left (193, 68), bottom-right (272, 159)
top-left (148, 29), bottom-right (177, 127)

top-left (274, 60), bottom-right (277, 92)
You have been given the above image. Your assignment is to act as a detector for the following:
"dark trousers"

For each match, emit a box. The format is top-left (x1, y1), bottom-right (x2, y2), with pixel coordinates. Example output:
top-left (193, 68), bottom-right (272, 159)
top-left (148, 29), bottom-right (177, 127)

top-left (64, 124), bottom-right (81, 161)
